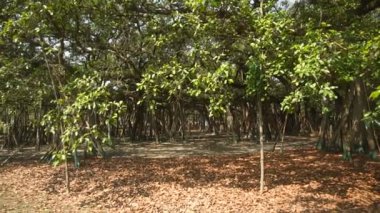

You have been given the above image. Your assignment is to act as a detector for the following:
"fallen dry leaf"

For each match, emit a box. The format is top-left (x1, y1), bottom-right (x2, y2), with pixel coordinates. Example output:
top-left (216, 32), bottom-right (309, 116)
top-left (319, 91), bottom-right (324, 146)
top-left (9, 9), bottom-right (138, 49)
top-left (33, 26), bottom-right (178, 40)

top-left (0, 148), bottom-right (379, 212)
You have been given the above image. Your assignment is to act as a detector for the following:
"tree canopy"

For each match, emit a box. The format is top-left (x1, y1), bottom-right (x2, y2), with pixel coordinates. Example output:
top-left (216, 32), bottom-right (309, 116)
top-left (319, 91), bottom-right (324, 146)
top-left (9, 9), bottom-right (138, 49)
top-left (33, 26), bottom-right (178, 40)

top-left (1, 0), bottom-right (379, 164)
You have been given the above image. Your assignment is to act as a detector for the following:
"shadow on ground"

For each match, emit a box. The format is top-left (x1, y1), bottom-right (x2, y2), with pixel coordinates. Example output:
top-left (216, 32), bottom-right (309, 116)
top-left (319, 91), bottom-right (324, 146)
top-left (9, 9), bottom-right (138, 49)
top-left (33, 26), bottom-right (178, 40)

top-left (1, 136), bottom-right (379, 211)
top-left (35, 148), bottom-right (380, 211)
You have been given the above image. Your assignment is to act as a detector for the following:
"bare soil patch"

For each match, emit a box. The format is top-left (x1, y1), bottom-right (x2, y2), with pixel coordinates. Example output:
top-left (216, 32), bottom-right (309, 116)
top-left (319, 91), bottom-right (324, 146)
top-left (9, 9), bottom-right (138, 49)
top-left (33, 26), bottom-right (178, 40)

top-left (0, 135), bottom-right (315, 161)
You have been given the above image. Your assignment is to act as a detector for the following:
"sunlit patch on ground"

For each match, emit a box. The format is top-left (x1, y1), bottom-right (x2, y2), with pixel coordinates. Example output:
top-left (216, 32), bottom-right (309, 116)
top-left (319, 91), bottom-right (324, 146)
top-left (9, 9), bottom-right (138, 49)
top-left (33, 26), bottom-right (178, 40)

top-left (0, 142), bottom-right (379, 212)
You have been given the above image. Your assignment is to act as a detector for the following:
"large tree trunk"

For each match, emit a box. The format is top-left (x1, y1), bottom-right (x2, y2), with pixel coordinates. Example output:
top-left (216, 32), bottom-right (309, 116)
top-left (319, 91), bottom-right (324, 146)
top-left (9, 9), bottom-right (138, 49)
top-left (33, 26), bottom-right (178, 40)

top-left (329, 88), bottom-right (353, 151)
top-left (226, 107), bottom-right (235, 143)
top-left (359, 81), bottom-right (378, 153)
top-left (131, 104), bottom-right (144, 142)
top-left (329, 80), bottom-right (378, 159)
top-left (178, 102), bottom-right (187, 142)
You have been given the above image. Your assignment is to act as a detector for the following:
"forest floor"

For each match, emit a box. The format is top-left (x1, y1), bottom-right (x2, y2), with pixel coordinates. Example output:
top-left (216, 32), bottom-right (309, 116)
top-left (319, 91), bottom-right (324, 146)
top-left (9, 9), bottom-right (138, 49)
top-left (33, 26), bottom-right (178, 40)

top-left (0, 135), bottom-right (314, 161)
top-left (0, 136), bottom-right (380, 212)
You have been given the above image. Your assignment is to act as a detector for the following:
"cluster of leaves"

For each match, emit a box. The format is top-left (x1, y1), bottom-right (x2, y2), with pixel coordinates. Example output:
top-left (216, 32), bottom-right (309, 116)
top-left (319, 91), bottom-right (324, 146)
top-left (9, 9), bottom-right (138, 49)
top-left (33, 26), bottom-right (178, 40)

top-left (42, 71), bottom-right (125, 164)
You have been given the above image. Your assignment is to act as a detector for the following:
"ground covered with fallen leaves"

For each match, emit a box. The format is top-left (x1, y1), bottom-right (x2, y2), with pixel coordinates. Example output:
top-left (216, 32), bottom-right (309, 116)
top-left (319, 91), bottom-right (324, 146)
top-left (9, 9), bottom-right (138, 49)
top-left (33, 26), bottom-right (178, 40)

top-left (1, 148), bottom-right (380, 212)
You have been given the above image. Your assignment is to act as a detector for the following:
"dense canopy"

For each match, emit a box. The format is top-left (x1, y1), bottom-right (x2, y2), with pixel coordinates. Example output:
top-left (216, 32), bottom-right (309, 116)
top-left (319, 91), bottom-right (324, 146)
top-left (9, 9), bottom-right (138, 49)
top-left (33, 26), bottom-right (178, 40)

top-left (0, 0), bottom-right (379, 165)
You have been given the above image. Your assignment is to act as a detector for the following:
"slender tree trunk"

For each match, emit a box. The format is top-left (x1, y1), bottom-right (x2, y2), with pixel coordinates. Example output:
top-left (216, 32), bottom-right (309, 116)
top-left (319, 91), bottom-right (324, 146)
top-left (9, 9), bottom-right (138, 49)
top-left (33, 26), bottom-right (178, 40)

top-left (131, 105), bottom-right (144, 141)
top-left (65, 158), bottom-right (70, 193)
top-left (153, 111), bottom-right (159, 143)
top-left (179, 102), bottom-right (186, 142)
top-left (36, 125), bottom-right (40, 151)
top-left (5, 111), bottom-right (11, 150)
top-left (35, 101), bottom-right (42, 151)
top-left (281, 114), bottom-right (288, 154)
top-left (259, 0), bottom-right (265, 195)
top-left (299, 102), bottom-right (307, 135)
top-left (258, 93), bottom-right (265, 194)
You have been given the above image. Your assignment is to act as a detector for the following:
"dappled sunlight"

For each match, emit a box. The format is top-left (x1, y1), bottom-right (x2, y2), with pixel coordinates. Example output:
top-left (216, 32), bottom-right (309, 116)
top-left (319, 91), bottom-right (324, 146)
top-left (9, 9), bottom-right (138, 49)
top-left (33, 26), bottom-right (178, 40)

top-left (1, 0), bottom-right (379, 211)
top-left (1, 147), bottom-right (379, 212)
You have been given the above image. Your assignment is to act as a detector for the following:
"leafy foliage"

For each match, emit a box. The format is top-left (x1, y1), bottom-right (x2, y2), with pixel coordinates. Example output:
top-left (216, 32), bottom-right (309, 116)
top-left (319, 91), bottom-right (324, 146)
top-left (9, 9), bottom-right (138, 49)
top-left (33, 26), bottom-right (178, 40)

top-left (0, 0), bottom-right (380, 164)
top-left (42, 71), bottom-right (125, 165)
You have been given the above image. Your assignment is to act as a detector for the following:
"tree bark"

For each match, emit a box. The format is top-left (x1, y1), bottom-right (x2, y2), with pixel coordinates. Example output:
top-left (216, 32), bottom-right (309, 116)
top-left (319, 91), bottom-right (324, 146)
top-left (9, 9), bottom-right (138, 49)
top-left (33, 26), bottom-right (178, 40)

top-left (65, 158), bottom-right (70, 193)
top-left (259, 0), bottom-right (265, 194)
top-left (258, 93), bottom-right (265, 194)
top-left (281, 114), bottom-right (288, 154)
